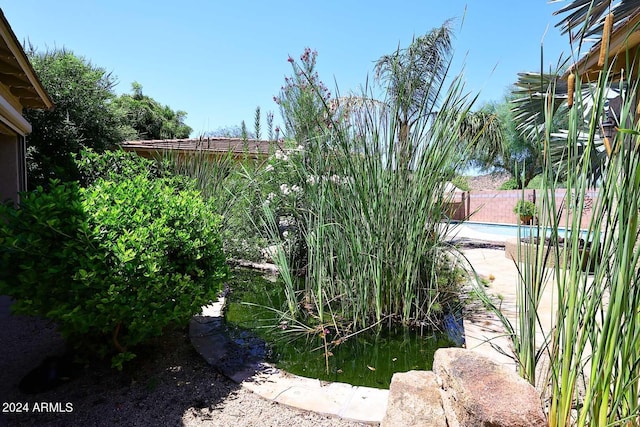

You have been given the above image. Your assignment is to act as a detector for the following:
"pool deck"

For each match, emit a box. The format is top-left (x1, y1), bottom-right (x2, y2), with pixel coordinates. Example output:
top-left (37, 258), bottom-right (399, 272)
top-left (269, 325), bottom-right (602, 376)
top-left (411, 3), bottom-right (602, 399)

top-left (191, 227), bottom-right (557, 424)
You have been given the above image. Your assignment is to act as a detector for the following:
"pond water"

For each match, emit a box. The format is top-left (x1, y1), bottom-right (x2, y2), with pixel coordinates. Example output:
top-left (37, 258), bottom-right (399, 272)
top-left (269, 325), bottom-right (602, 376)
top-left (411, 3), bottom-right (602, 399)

top-left (224, 268), bottom-right (461, 389)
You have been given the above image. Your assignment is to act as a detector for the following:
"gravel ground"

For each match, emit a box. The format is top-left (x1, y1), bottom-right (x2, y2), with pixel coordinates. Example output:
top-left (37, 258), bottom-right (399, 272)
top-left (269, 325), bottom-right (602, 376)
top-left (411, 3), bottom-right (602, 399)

top-left (0, 297), bottom-right (371, 427)
top-left (465, 172), bottom-right (511, 191)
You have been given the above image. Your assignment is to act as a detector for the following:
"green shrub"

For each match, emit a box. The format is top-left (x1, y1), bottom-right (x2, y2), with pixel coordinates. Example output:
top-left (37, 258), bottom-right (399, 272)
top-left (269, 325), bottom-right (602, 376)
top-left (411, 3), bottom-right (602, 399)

top-left (499, 177), bottom-right (519, 190)
top-left (0, 177), bottom-right (227, 368)
top-left (451, 175), bottom-right (471, 191)
top-left (525, 174), bottom-right (543, 189)
top-left (75, 149), bottom-right (179, 187)
top-left (513, 199), bottom-right (536, 217)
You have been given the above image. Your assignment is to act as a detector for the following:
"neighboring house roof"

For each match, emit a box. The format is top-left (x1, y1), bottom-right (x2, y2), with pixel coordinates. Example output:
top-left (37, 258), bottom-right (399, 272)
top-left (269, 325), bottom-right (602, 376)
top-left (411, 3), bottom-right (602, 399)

top-left (0, 9), bottom-right (53, 111)
top-left (121, 138), bottom-right (275, 158)
top-left (566, 9), bottom-right (640, 81)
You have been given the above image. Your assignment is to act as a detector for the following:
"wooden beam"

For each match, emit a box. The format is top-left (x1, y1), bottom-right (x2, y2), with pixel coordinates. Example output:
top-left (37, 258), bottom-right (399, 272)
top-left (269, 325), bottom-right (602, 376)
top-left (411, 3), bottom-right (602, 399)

top-left (20, 97), bottom-right (49, 109)
top-left (0, 119), bottom-right (16, 135)
top-left (0, 60), bottom-right (22, 75)
top-left (9, 86), bottom-right (37, 98)
top-left (0, 72), bottom-right (30, 87)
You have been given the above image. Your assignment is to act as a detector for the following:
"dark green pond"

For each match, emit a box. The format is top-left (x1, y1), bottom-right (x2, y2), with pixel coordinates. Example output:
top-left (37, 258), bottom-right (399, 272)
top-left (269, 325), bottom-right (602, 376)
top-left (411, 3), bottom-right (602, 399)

top-left (224, 268), bottom-right (461, 389)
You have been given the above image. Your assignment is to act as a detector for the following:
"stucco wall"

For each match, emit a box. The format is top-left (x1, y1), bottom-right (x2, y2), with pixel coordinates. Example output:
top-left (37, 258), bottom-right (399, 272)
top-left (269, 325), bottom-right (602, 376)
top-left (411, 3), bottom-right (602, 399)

top-left (457, 189), bottom-right (597, 228)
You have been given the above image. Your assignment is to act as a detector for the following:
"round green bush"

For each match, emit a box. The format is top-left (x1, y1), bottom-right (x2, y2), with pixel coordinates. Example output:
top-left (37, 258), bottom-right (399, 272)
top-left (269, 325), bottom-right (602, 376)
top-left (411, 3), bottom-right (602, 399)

top-left (0, 177), bottom-right (227, 368)
top-left (526, 174), bottom-right (543, 189)
top-left (499, 177), bottom-right (519, 190)
top-left (451, 175), bottom-right (471, 192)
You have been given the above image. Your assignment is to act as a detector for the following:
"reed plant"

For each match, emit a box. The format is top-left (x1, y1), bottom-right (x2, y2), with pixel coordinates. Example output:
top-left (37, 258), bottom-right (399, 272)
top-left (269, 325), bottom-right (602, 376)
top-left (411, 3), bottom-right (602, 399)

top-left (494, 48), bottom-right (640, 427)
top-left (259, 51), bottom-right (476, 340)
top-left (162, 139), bottom-right (270, 261)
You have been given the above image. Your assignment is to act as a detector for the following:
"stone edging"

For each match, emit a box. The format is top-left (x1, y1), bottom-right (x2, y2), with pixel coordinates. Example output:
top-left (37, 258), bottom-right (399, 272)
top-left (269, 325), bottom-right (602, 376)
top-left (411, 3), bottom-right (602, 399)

top-left (189, 296), bottom-right (388, 424)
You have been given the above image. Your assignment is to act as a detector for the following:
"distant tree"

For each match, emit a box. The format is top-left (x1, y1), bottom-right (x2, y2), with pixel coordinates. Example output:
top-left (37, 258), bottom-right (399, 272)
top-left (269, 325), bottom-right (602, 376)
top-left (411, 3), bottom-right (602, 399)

top-left (24, 47), bottom-right (133, 188)
top-left (205, 125), bottom-right (255, 139)
top-left (480, 97), bottom-right (542, 186)
top-left (457, 108), bottom-right (507, 174)
top-left (114, 82), bottom-right (192, 140)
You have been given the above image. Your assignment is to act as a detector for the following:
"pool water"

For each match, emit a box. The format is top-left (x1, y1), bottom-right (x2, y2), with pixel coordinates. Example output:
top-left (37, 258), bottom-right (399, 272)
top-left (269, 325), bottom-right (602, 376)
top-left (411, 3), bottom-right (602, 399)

top-left (460, 221), bottom-right (589, 240)
top-left (224, 268), bottom-right (460, 389)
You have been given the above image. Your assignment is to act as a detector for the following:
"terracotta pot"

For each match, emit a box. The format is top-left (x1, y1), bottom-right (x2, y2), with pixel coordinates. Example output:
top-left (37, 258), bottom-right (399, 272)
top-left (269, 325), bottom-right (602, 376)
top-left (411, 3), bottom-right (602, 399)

top-left (519, 215), bottom-right (533, 225)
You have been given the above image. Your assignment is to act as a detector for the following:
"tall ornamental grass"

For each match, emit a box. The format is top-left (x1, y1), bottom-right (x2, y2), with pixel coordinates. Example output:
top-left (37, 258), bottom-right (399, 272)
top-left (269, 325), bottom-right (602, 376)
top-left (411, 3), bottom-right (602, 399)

top-left (498, 56), bottom-right (640, 426)
top-left (261, 53), bottom-right (475, 336)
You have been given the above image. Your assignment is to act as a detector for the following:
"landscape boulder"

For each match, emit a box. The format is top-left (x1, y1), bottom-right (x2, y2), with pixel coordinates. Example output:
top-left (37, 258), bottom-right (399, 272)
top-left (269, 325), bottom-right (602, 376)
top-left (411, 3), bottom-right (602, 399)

top-left (381, 370), bottom-right (446, 427)
top-left (433, 347), bottom-right (546, 427)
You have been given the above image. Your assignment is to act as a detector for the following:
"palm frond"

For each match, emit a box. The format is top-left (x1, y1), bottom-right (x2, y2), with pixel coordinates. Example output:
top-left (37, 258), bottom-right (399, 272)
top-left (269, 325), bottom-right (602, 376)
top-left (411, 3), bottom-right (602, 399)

top-left (511, 71), bottom-right (569, 143)
top-left (374, 20), bottom-right (454, 123)
top-left (553, 0), bottom-right (640, 42)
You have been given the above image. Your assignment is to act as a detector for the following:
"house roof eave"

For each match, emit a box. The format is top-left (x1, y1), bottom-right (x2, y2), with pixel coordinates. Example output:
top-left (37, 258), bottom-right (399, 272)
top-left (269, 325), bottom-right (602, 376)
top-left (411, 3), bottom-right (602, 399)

top-left (0, 9), bottom-right (53, 111)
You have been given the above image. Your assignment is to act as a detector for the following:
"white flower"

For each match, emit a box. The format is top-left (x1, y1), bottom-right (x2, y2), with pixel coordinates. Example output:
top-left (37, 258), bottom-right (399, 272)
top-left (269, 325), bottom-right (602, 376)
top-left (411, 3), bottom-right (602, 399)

top-left (282, 230), bottom-right (289, 238)
top-left (291, 185), bottom-right (302, 193)
top-left (330, 174), bottom-right (340, 184)
top-left (296, 144), bottom-right (304, 151)
top-left (306, 175), bottom-right (318, 185)
top-left (265, 164), bottom-right (274, 172)
top-left (267, 192), bottom-right (276, 200)
top-left (280, 184), bottom-right (291, 195)
top-left (274, 150), bottom-right (289, 161)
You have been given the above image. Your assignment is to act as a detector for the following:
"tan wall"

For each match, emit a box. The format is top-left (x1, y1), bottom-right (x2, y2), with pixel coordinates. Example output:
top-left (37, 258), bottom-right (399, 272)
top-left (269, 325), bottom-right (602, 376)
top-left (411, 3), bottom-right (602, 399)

top-left (459, 189), bottom-right (597, 228)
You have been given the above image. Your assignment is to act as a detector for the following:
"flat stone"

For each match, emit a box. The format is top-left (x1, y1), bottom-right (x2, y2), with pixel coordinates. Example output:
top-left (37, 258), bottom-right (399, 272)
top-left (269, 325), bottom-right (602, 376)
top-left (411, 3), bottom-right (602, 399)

top-left (340, 386), bottom-right (388, 423)
top-left (188, 317), bottom-right (231, 366)
top-left (381, 370), bottom-right (446, 427)
top-left (200, 298), bottom-right (225, 317)
top-left (273, 378), bottom-right (353, 416)
top-left (433, 348), bottom-right (546, 427)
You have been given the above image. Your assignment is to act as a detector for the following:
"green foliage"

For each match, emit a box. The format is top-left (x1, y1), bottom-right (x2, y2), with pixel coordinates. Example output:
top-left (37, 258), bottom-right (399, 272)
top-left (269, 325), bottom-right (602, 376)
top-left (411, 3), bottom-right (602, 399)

top-left (24, 47), bottom-right (134, 188)
top-left (451, 175), bottom-right (470, 192)
top-left (512, 200), bottom-right (536, 217)
top-left (374, 22), bottom-right (453, 136)
top-left (456, 109), bottom-right (507, 172)
top-left (499, 177), bottom-right (519, 190)
top-left (482, 97), bottom-right (542, 183)
top-left (481, 7), bottom-right (640, 420)
top-left (274, 48), bottom-right (335, 142)
top-left (260, 45), bottom-right (470, 337)
top-left (525, 174), bottom-right (542, 189)
top-left (75, 149), bottom-right (179, 187)
top-left (114, 82), bottom-right (192, 140)
top-left (0, 177), bottom-right (227, 368)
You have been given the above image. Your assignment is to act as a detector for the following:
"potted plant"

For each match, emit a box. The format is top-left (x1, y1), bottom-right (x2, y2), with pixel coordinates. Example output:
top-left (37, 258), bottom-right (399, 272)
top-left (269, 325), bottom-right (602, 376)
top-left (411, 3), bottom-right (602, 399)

top-left (513, 200), bottom-right (536, 225)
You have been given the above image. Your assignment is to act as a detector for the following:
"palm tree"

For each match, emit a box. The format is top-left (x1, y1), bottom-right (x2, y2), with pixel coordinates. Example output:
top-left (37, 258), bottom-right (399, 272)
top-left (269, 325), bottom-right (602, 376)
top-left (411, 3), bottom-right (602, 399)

top-left (509, 1), bottom-right (640, 185)
top-left (554, 0), bottom-right (640, 44)
top-left (456, 109), bottom-right (507, 173)
top-left (374, 20), bottom-right (506, 171)
top-left (374, 21), bottom-right (453, 168)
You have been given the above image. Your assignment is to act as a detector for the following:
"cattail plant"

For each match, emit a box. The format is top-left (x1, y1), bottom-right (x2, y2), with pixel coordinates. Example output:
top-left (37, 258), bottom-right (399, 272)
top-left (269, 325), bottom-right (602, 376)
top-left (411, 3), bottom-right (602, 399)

top-left (488, 45), bottom-right (640, 427)
top-left (567, 72), bottom-right (575, 108)
top-left (258, 45), bottom-right (477, 343)
top-left (597, 12), bottom-right (614, 68)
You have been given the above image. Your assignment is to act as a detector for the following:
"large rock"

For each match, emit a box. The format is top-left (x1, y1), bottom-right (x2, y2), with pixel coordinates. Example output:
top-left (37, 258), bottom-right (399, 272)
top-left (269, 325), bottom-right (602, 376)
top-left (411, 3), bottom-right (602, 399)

top-left (433, 348), bottom-right (546, 427)
top-left (381, 370), bottom-right (447, 427)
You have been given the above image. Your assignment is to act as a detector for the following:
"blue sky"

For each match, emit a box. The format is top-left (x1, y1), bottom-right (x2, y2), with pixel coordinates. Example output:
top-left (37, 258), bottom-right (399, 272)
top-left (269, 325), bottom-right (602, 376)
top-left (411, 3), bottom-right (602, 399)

top-left (5, 1), bottom-right (573, 137)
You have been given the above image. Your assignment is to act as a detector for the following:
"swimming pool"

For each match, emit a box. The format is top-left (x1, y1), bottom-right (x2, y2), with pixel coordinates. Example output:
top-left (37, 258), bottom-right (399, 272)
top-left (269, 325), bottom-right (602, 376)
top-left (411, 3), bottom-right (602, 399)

top-left (454, 221), bottom-right (589, 240)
